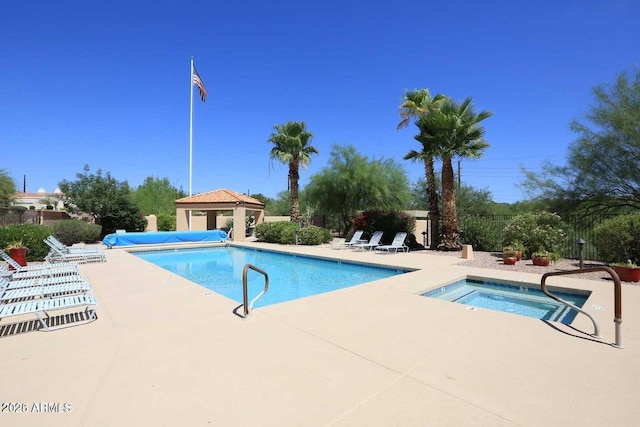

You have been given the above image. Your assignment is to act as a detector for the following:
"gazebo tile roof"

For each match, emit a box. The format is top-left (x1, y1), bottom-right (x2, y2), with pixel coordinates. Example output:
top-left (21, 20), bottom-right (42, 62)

top-left (175, 189), bottom-right (264, 206)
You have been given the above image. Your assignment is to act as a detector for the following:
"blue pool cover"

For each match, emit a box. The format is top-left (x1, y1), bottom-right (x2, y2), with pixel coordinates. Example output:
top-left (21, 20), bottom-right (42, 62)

top-left (102, 230), bottom-right (228, 247)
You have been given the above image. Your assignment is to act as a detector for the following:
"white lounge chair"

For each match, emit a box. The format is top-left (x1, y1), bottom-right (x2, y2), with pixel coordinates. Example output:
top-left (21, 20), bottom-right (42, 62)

top-left (0, 294), bottom-right (98, 331)
top-left (1, 281), bottom-right (93, 302)
top-left (46, 236), bottom-right (106, 258)
top-left (375, 232), bottom-right (409, 254)
top-left (330, 230), bottom-right (364, 250)
top-left (44, 241), bottom-right (106, 264)
top-left (352, 231), bottom-right (384, 251)
top-left (0, 250), bottom-right (79, 277)
top-left (1, 275), bottom-right (89, 290)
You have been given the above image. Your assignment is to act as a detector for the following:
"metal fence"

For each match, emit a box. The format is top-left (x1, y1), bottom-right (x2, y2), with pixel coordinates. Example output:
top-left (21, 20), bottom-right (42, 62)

top-left (458, 213), bottom-right (623, 261)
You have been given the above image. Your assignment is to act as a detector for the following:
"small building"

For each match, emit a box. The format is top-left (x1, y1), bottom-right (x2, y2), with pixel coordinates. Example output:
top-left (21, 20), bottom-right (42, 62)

top-left (175, 189), bottom-right (265, 241)
top-left (13, 188), bottom-right (64, 210)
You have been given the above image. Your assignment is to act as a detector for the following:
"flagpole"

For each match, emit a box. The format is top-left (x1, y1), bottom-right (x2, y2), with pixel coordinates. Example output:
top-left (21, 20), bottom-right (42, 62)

top-left (188, 56), bottom-right (194, 230)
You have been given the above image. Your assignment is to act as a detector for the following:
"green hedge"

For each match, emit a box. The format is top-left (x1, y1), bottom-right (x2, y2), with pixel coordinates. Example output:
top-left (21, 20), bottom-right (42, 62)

top-left (254, 221), bottom-right (332, 245)
top-left (0, 224), bottom-right (53, 262)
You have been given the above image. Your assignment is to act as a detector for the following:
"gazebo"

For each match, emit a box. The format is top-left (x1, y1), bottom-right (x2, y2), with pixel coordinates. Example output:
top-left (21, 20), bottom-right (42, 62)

top-left (175, 189), bottom-right (265, 241)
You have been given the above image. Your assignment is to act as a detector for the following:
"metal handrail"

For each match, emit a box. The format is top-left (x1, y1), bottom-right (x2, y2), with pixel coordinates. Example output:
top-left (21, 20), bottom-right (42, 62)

top-left (242, 264), bottom-right (269, 318)
top-left (541, 266), bottom-right (622, 348)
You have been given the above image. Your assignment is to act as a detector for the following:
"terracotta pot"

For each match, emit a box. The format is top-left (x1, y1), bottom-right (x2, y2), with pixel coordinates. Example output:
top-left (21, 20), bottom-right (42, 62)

top-left (612, 265), bottom-right (640, 282)
top-left (8, 247), bottom-right (28, 268)
top-left (532, 256), bottom-right (550, 267)
top-left (503, 256), bottom-right (517, 265)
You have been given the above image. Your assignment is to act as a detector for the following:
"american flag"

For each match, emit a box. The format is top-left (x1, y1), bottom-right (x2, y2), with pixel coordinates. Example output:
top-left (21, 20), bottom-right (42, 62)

top-left (193, 66), bottom-right (208, 102)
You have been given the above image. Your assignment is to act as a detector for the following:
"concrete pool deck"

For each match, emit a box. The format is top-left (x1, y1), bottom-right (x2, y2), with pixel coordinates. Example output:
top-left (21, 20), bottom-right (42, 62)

top-left (1, 242), bottom-right (639, 426)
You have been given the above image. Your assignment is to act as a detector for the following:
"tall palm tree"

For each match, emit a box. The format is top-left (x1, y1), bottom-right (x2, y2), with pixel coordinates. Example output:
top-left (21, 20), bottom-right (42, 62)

top-left (268, 121), bottom-right (318, 221)
top-left (397, 89), bottom-right (446, 249)
top-left (416, 97), bottom-right (491, 250)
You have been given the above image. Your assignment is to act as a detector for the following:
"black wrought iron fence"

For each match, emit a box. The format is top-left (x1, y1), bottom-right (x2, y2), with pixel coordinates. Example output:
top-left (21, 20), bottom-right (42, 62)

top-left (458, 213), bottom-right (623, 261)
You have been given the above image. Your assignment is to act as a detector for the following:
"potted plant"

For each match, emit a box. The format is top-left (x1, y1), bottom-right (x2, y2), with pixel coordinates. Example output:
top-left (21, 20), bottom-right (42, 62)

top-left (6, 240), bottom-right (28, 268)
top-left (531, 250), bottom-right (559, 267)
top-left (509, 241), bottom-right (524, 261)
top-left (502, 249), bottom-right (518, 265)
top-left (610, 260), bottom-right (640, 282)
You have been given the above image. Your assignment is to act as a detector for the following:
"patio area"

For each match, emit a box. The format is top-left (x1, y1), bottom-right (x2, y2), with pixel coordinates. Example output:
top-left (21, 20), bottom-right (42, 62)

top-left (1, 242), bottom-right (639, 426)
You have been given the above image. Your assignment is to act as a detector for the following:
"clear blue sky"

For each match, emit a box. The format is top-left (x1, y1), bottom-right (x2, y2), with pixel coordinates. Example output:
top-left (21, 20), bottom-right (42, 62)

top-left (2, 0), bottom-right (639, 203)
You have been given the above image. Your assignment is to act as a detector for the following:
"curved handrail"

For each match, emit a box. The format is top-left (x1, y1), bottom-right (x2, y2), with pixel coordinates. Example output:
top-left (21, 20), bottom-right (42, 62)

top-left (541, 266), bottom-right (622, 348)
top-left (242, 264), bottom-right (269, 318)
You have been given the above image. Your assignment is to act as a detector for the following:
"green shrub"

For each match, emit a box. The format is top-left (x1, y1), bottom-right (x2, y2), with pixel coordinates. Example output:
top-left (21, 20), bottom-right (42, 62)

top-left (157, 214), bottom-right (176, 231)
top-left (350, 210), bottom-right (416, 245)
top-left (255, 221), bottom-right (297, 243)
top-left (459, 216), bottom-right (502, 251)
top-left (0, 223), bottom-right (53, 261)
top-left (83, 223), bottom-right (102, 242)
top-left (279, 226), bottom-right (297, 244)
top-left (503, 212), bottom-right (567, 258)
top-left (53, 220), bottom-right (85, 245)
top-left (53, 220), bottom-right (103, 245)
top-left (297, 225), bottom-right (332, 245)
top-left (593, 215), bottom-right (640, 264)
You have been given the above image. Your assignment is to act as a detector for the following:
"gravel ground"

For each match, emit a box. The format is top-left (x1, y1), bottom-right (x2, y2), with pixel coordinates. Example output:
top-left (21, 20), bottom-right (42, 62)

top-left (423, 249), bottom-right (637, 285)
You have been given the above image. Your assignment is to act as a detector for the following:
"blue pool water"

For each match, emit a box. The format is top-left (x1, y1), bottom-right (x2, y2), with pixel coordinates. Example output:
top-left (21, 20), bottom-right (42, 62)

top-left (423, 279), bottom-right (590, 324)
top-left (134, 247), bottom-right (408, 307)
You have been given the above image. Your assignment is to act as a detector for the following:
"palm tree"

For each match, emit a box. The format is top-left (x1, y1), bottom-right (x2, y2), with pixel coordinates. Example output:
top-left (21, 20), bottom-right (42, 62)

top-left (397, 89), bottom-right (446, 249)
top-left (416, 97), bottom-right (491, 250)
top-left (268, 121), bottom-right (318, 221)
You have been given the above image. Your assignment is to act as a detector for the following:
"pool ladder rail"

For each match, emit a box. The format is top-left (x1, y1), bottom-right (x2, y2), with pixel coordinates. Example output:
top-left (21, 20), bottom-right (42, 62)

top-left (541, 266), bottom-right (622, 349)
top-left (241, 264), bottom-right (269, 318)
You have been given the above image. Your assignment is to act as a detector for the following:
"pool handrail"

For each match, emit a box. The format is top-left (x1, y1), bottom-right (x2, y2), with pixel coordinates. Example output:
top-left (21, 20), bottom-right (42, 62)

top-left (242, 264), bottom-right (269, 318)
top-left (541, 266), bottom-right (622, 349)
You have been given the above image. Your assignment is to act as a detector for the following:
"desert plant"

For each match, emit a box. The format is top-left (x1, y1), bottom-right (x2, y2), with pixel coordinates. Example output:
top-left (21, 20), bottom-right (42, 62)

top-left (297, 225), bottom-right (332, 245)
top-left (459, 216), bottom-right (502, 251)
top-left (503, 212), bottom-right (567, 258)
top-left (592, 214), bottom-right (640, 264)
top-left (157, 213), bottom-right (176, 231)
top-left (53, 220), bottom-right (102, 245)
top-left (255, 221), bottom-right (298, 243)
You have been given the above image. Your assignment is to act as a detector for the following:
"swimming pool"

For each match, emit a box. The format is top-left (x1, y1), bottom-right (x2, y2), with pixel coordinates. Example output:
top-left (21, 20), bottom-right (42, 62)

top-left (134, 247), bottom-right (409, 307)
top-left (423, 278), bottom-right (590, 324)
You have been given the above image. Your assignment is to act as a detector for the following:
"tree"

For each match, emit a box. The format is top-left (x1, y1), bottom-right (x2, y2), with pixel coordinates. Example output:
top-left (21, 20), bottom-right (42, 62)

top-left (398, 89), bottom-right (446, 249)
top-left (523, 69), bottom-right (640, 214)
top-left (305, 145), bottom-right (410, 235)
top-left (0, 169), bottom-right (17, 207)
top-left (409, 178), bottom-right (494, 215)
top-left (58, 165), bottom-right (146, 236)
top-left (416, 97), bottom-right (491, 250)
top-left (268, 121), bottom-right (318, 221)
top-left (132, 177), bottom-right (187, 216)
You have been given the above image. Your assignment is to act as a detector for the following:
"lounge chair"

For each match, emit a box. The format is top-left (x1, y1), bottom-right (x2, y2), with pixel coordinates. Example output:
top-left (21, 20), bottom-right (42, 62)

top-left (1, 281), bottom-right (93, 302)
top-left (330, 230), bottom-right (365, 249)
top-left (44, 240), bottom-right (106, 264)
top-left (46, 236), bottom-right (106, 257)
top-left (0, 250), bottom-right (79, 277)
top-left (352, 231), bottom-right (384, 251)
top-left (0, 294), bottom-right (98, 331)
top-left (1, 274), bottom-right (89, 290)
top-left (375, 232), bottom-right (409, 254)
